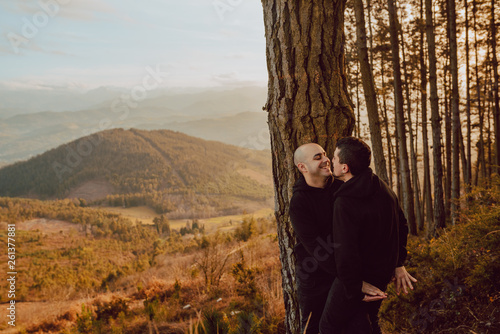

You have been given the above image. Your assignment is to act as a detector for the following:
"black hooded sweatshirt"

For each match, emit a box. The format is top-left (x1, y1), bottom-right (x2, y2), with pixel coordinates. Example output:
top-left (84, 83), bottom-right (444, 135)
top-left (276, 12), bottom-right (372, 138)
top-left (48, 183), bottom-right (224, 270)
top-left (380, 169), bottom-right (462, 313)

top-left (290, 175), bottom-right (343, 280)
top-left (333, 168), bottom-right (408, 301)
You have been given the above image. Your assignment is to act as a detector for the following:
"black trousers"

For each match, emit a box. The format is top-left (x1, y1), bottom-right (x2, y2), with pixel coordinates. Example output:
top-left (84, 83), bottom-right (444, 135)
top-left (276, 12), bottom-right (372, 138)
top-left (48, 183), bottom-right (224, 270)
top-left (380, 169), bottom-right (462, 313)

top-left (296, 272), bottom-right (335, 334)
top-left (319, 278), bottom-right (383, 334)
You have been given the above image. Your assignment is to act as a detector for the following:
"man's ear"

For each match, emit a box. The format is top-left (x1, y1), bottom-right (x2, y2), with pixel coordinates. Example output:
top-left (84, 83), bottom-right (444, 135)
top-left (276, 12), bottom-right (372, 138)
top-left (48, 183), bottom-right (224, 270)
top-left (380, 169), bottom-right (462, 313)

top-left (298, 162), bottom-right (307, 173)
top-left (343, 164), bottom-right (349, 174)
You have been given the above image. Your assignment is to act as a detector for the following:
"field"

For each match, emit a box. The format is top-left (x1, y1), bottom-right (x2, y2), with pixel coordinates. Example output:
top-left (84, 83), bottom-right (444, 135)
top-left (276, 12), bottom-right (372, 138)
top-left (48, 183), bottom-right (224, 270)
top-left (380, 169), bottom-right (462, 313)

top-left (102, 206), bottom-right (274, 232)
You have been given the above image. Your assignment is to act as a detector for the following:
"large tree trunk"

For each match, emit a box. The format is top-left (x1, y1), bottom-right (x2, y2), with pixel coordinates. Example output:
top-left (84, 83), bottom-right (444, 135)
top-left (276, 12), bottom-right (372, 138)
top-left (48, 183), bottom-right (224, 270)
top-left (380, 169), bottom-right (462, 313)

top-left (449, 0), bottom-right (461, 225)
top-left (261, 1), bottom-right (354, 332)
top-left (387, 0), bottom-right (417, 235)
top-left (354, 0), bottom-right (389, 184)
top-left (425, 0), bottom-right (446, 236)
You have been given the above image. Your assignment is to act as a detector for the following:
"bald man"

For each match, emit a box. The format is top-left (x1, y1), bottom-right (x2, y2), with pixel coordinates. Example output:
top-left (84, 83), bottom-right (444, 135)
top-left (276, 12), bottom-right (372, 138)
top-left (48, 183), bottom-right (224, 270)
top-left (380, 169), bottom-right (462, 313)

top-left (290, 143), bottom-right (386, 333)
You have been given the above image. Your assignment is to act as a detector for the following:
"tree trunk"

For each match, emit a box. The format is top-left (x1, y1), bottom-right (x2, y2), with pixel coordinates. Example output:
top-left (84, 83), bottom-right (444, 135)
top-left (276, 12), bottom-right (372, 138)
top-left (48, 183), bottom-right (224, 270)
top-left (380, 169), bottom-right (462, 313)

top-left (420, 0), bottom-right (433, 227)
top-left (261, 1), bottom-right (354, 331)
top-left (425, 0), bottom-right (446, 236)
top-left (465, 0), bottom-right (472, 198)
top-left (491, 0), bottom-right (500, 173)
top-left (354, 0), bottom-right (389, 183)
top-left (356, 65), bottom-right (361, 137)
top-left (474, 0), bottom-right (486, 185)
top-left (381, 53), bottom-right (394, 188)
top-left (444, 57), bottom-right (452, 218)
top-left (400, 21), bottom-right (423, 233)
top-left (449, 0), bottom-right (461, 225)
top-left (387, 0), bottom-right (417, 236)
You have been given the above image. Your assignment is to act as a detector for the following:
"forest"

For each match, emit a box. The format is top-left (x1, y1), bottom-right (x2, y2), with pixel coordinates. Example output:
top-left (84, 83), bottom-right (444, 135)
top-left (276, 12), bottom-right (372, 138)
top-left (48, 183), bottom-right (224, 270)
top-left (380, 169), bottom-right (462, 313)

top-left (261, 0), bottom-right (500, 332)
top-left (341, 0), bottom-right (499, 238)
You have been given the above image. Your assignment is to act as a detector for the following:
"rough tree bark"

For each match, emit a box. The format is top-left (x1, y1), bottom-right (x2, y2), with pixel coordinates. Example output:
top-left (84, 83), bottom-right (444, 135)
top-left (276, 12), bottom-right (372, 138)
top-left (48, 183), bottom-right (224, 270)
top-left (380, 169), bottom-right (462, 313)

top-left (261, 1), bottom-right (354, 332)
top-left (353, 0), bottom-right (389, 184)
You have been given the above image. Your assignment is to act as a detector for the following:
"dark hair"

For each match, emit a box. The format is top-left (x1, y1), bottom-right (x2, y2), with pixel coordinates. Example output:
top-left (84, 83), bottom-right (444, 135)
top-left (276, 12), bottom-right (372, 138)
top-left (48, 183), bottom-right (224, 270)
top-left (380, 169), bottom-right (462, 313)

top-left (335, 137), bottom-right (371, 175)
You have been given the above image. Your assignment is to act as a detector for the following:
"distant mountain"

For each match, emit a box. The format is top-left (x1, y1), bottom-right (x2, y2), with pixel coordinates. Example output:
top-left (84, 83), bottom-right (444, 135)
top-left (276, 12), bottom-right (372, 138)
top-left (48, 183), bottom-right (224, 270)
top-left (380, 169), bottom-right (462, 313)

top-left (0, 129), bottom-right (272, 218)
top-left (0, 86), bottom-right (126, 117)
top-left (0, 86), bottom-right (269, 165)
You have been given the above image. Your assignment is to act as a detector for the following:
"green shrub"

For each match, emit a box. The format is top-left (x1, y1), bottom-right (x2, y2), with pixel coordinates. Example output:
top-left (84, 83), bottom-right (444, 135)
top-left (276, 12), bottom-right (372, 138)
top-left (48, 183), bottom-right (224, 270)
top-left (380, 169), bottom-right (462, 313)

top-left (94, 297), bottom-right (129, 323)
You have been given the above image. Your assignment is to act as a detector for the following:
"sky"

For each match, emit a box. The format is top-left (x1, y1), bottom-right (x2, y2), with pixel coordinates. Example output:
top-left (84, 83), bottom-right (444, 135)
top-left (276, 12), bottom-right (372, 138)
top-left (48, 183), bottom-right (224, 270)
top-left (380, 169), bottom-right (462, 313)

top-left (0, 0), bottom-right (268, 91)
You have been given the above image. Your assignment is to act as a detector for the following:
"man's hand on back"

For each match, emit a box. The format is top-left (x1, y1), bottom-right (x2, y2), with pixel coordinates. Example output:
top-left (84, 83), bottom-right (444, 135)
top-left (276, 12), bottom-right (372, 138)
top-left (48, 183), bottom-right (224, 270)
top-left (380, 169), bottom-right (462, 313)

top-left (362, 281), bottom-right (387, 302)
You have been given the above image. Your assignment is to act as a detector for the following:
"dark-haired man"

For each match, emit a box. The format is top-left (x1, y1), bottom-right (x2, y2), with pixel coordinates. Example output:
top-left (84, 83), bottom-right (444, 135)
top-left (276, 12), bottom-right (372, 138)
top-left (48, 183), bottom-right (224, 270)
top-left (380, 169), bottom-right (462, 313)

top-left (319, 137), bottom-right (416, 333)
top-left (290, 143), bottom-right (387, 333)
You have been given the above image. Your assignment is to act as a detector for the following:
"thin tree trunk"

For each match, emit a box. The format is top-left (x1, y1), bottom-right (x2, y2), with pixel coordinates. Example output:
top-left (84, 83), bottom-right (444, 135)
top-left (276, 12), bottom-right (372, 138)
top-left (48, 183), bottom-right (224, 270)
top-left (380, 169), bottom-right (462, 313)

top-left (420, 0), bottom-right (433, 227)
top-left (367, 0), bottom-right (375, 68)
top-left (449, 0), bottom-right (461, 225)
top-left (261, 1), bottom-right (354, 331)
top-left (357, 65), bottom-right (361, 138)
top-left (425, 0), bottom-right (446, 236)
top-left (474, 0), bottom-right (485, 185)
top-left (444, 57), bottom-right (452, 218)
top-left (381, 54), bottom-right (394, 188)
top-left (400, 21), bottom-right (423, 233)
top-left (465, 0), bottom-right (472, 199)
top-left (387, 0), bottom-right (417, 235)
top-left (491, 0), bottom-right (500, 173)
top-left (354, 0), bottom-right (389, 183)
top-left (488, 80), bottom-right (493, 181)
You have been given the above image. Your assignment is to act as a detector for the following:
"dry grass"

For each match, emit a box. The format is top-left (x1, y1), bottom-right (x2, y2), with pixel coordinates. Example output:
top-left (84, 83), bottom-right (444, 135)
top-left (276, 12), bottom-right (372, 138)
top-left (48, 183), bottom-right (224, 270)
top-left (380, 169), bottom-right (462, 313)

top-left (1, 210), bottom-right (283, 333)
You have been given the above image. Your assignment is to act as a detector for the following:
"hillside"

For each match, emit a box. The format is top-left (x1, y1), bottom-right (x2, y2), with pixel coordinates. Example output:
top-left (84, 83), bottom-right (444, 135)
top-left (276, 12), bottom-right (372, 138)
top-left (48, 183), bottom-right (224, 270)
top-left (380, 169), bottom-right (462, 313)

top-left (0, 128), bottom-right (272, 218)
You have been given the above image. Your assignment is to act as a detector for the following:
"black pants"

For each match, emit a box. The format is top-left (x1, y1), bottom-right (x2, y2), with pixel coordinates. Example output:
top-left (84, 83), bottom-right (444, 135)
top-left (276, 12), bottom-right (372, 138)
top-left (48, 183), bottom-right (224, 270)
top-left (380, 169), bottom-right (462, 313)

top-left (296, 272), bottom-right (335, 334)
top-left (319, 278), bottom-right (383, 334)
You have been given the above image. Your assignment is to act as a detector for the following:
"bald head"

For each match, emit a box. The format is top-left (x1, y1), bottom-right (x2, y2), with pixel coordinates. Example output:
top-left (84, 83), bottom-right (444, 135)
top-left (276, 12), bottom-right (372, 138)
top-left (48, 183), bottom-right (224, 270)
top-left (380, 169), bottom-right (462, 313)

top-left (293, 143), bottom-right (331, 187)
top-left (294, 143), bottom-right (324, 166)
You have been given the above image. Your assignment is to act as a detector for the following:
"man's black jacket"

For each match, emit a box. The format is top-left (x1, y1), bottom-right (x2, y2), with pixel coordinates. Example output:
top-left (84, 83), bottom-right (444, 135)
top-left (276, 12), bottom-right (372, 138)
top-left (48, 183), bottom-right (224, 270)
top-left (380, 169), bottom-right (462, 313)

top-left (290, 175), bottom-right (343, 280)
top-left (333, 168), bottom-right (408, 301)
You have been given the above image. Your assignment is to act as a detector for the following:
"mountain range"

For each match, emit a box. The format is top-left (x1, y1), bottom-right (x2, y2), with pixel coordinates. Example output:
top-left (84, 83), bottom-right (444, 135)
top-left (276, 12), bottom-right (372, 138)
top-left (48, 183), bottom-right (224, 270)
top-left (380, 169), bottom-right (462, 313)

top-left (0, 86), bottom-right (270, 166)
